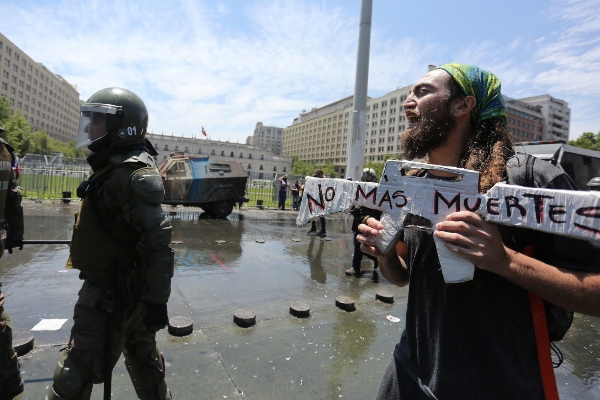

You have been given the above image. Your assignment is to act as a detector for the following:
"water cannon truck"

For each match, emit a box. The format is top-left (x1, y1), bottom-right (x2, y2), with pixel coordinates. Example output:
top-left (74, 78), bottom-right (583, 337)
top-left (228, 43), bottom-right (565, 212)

top-left (158, 152), bottom-right (249, 218)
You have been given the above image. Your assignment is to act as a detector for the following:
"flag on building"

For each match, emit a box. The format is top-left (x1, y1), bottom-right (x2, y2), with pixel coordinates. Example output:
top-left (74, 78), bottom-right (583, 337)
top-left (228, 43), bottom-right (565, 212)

top-left (202, 126), bottom-right (207, 137)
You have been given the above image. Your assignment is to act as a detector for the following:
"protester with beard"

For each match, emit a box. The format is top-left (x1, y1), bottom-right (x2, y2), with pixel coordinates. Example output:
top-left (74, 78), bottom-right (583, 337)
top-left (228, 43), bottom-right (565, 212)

top-left (357, 64), bottom-right (600, 399)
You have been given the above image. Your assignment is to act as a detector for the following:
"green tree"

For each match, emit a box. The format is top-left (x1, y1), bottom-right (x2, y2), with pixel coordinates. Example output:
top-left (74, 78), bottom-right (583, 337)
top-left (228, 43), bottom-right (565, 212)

top-left (63, 140), bottom-right (86, 158)
top-left (0, 96), bottom-right (86, 159)
top-left (29, 130), bottom-right (52, 155)
top-left (569, 131), bottom-right (600, 152)
top-left (363, 154), bottom-right (395, 180)
top-left (0, 96), bottom-right (11, 125)
top-left (291, 155), bottom-right (317, 177)
top-left (319, 159), bottom-right (338, 178)
top-left (4, 112), bottom-right (31, 156)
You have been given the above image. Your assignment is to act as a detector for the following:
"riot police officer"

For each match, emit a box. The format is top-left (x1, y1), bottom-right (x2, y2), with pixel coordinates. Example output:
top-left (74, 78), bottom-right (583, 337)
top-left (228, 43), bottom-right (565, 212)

top-left (0, 126), bottom-right (24, 399)
top-left (46, 88), bottom-right (174, 400)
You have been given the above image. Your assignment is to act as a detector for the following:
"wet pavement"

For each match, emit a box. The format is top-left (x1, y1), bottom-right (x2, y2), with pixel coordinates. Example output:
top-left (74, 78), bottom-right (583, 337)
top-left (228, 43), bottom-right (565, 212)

top-left (2, 201), bottom-right (600, 399)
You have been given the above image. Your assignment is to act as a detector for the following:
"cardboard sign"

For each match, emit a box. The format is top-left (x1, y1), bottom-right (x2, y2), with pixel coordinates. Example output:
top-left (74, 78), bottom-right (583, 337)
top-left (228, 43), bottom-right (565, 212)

top-left (297, 160), bottom-right (600, 283)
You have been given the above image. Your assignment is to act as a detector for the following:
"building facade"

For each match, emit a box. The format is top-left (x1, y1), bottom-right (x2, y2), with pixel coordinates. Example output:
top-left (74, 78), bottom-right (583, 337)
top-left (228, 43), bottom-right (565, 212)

top-left (282, 90), bottom-right (411, 177)
top-left (505, 96), bottom-right (544, 142)
top-left (0, 32), bottom-right (81, 143)
top-left (147, 133), bottom-right (292, 179)
top-left (247, 122), bottom-right (284, 155)
top-left (517, 95), bottom-right (570, 141)
top-left (283, 77), bottom-right (569, 175)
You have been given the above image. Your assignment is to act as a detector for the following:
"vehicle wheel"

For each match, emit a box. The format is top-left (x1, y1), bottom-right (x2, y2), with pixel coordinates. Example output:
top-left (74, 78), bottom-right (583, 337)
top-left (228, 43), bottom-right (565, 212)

top-left (207, 201), bottom-right (233, 218)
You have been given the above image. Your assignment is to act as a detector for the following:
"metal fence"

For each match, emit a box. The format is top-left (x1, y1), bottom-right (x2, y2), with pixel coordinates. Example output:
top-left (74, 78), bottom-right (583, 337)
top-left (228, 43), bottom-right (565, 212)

top-left (16, 153), bottom-right (304, 208)
top-left (18, 154), bottom-right (90, 201)
top-left (246, 171), bottom-right (306, 209)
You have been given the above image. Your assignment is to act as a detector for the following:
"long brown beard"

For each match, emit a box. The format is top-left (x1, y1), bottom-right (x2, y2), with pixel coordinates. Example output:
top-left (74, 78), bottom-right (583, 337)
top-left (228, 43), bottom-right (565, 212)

top-left (400, 108), bottom-right (457, 160)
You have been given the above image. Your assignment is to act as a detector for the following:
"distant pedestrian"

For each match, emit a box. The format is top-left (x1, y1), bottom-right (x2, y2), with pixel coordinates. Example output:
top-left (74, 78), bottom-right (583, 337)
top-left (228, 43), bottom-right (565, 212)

top-left (346, 168), bottom-right (380, 278)
top-left (278, 174), bottom-right (289, 210)
top-left (291, 179), bottom-right (301, 211)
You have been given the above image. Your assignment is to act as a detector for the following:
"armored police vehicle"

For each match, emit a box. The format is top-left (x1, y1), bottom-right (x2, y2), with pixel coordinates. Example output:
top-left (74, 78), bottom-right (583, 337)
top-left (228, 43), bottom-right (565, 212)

top-left (158, 153), bottom-right (248, 218)
top-left (516, 141), bottom-right (600, 190)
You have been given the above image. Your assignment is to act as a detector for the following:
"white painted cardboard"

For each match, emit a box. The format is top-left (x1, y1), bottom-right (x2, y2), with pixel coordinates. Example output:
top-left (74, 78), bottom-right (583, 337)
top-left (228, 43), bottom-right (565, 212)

top-left (297, 160), bottom-right (600, 283)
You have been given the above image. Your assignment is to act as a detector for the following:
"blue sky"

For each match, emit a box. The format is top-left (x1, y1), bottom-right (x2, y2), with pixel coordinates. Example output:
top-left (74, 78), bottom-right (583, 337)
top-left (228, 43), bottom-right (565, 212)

top-left (1, 0), bottom-right (598, 143)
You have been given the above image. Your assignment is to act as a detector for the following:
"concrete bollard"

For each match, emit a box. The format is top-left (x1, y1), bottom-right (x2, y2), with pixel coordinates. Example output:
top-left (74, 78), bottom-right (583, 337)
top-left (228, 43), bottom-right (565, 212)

top-left (13, 333), bottom-right (34, 356)
top-left (234, 309), bottom-right (256, 328)
top-left (375, 290), bottom-right (394, 304)
top-left (168, 316), bottom-right (194, 337)
top-left (335, 296), bottom-right (356, 312)
top-left (289, 301), bottom-right (310, 318)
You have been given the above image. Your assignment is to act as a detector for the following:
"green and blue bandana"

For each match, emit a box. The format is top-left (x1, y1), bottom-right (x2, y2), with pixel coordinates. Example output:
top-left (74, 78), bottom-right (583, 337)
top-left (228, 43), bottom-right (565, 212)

top-left (436, 63), bottom-right (507, 126)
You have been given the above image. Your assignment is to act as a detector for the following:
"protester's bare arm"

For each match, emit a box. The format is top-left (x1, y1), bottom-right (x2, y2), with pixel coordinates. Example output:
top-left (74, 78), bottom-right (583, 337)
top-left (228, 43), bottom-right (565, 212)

top-left (435, 211), bottom-right (600, 317)
top-left (357, 217), bottom-right (410, 287)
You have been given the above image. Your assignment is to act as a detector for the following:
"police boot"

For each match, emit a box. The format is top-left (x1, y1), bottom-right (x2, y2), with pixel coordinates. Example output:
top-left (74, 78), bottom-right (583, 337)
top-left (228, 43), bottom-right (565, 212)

top-left (124, 342), bottom-right (170, 400)
top-left (0, 371), bottom-right (24, 400)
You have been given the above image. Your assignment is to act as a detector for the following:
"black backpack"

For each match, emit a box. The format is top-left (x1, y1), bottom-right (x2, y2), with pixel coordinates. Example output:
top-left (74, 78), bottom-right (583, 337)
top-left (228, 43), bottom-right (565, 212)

top-left (505, 154), bottom-right (574, 346)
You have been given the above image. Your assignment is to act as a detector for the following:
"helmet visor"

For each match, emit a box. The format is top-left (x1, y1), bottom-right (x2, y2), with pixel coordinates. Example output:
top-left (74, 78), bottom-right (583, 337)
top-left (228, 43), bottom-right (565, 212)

top-left (76, 104), bottom-right (121, 148)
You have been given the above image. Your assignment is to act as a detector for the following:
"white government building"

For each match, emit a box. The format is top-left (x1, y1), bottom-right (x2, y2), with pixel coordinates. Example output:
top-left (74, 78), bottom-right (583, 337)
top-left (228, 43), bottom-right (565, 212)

top-left (146, 132), bottom-right (292, 178)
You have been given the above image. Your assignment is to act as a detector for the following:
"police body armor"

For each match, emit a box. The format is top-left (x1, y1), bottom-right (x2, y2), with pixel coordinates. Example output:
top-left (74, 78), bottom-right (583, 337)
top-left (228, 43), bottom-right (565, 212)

top-left (0, 139), bottom-right (14, 223)
top-left (0, 138), bottom-right (25, 398)
top-left (70, 149), bottom-right (174, 304)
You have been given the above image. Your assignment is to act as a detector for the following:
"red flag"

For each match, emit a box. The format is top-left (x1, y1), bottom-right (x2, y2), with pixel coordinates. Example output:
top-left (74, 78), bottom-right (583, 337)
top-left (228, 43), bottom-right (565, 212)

top-left (202, 126), bottom-right (207, 137)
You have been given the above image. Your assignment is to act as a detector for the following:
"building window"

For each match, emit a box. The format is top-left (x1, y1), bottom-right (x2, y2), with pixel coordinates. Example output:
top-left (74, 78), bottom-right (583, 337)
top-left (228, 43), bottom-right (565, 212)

top-left (247, 164), bottom-right (251, 169)
top-left (283, 167), bottom-right (287, 172)
top-left (260, 155), bottom-right (264, 160)
top-left (175, 146), bottom-right (179, 151)
top-left (239, 152), bottom-right (243, 158)
top-left (230, 152), bottom-right (234, 157)
top-left (259, 165), bottom-right (263, 170)
top-left (163, 145), bottom-right (169, 151)
top-left (211, 150), bottom-right (215, 155)
top-left (221, 151), bottom-right (225, 156)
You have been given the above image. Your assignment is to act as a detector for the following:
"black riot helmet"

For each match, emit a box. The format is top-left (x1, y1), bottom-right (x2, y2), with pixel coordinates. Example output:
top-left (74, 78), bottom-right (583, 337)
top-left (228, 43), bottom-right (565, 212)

top-left (76, 88), bottom-right (149, 151)
top-left (361, 168), bottom-right (376, 182)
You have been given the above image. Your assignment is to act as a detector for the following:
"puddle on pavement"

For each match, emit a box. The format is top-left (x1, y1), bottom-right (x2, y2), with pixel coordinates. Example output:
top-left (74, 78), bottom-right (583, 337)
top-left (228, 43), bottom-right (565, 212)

top-left (4, 204), bottom-right (600, 398)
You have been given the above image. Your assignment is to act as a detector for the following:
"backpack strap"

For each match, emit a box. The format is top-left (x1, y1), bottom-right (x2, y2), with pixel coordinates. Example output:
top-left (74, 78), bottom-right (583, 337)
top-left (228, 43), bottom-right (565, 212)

top-left (525, 153), bottom-right (535, 187)
top-left (511, 155), bottom-right (560, 397)
top-left (524, 246), bottom-right (559, 400)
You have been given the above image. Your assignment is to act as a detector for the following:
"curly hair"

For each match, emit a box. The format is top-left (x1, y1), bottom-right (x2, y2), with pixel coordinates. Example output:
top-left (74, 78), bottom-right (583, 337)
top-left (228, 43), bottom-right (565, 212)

top-left (456, 118), bottom-right (513, 192)
top-left (446, 76), bottom-right (514, 191)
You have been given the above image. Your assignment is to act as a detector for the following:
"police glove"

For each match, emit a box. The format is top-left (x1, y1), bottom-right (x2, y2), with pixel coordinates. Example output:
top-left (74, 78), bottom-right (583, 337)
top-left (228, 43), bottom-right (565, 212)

top-left (142, 302), bottom-right (169, 333)
top-left (5, 237), bottom-right (23, 254)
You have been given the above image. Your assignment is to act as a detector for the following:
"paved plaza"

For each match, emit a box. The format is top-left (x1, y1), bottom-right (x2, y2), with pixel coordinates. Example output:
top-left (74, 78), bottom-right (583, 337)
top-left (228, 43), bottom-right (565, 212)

top-left (1, 201), bottom-right (599, 399)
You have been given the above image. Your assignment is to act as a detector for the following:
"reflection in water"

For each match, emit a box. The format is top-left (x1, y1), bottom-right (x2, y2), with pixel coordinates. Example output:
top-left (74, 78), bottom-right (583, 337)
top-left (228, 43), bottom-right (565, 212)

top-left (1, 215), bottom-right (73, 284)
top-left (171, 217), bottom-right (245, 275)
top-left (306, 237), bottom-right (325, 284)
top-left (328, 311), bottom-right (377, 398)
top-left (559, 314), bottom-right (600, 390)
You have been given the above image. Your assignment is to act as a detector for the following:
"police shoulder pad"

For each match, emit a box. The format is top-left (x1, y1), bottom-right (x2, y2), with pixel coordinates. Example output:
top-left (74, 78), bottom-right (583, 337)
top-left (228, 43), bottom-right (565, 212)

top-left (110, 150), bottom-right (157, 169)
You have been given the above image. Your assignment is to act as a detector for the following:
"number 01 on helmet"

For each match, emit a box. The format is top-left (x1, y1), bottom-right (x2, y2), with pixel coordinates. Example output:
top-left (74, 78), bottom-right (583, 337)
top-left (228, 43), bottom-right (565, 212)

top-left (76, 87), bottom-right (149, 151)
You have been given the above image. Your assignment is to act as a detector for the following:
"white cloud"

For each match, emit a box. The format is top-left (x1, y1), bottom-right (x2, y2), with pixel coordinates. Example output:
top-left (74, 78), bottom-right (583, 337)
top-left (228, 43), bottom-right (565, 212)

top-left (1, 0), bottom-right (598, 142)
